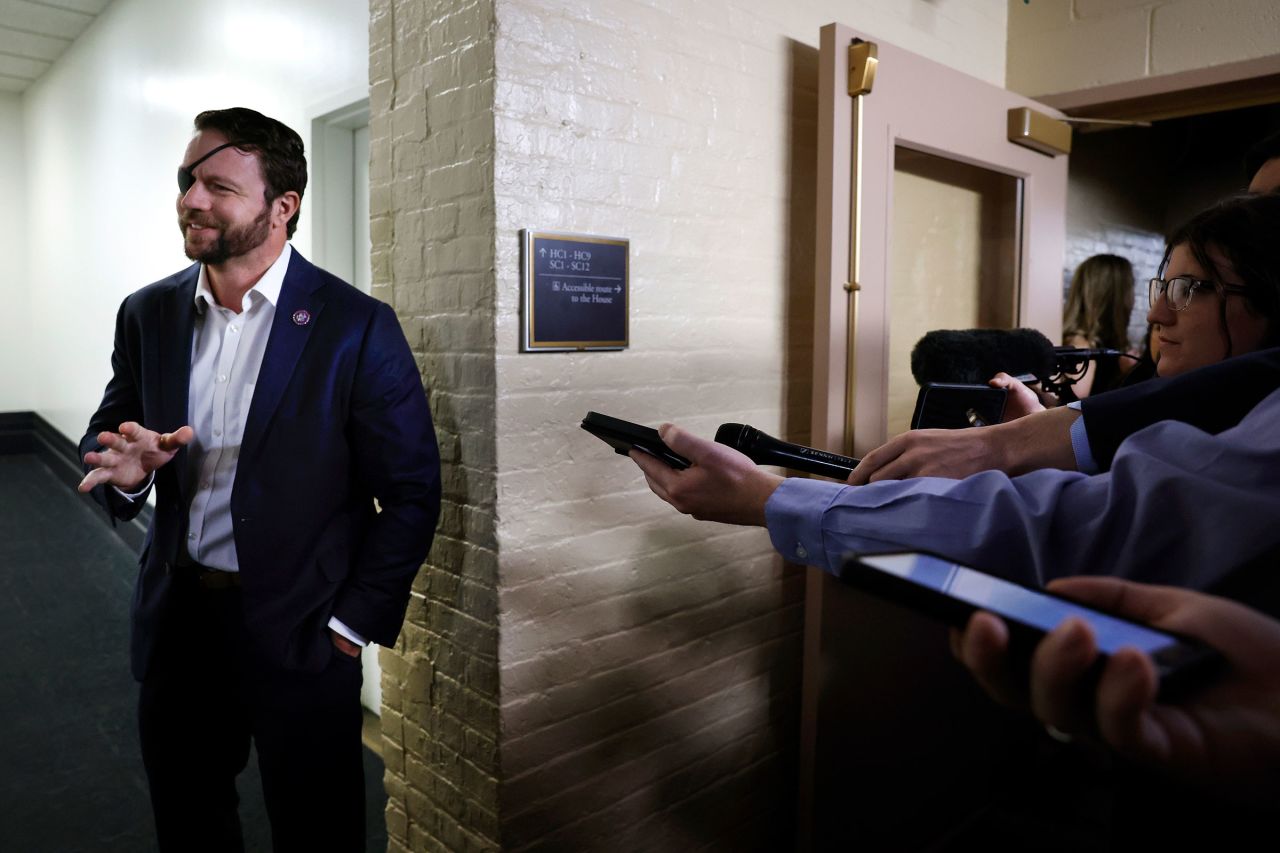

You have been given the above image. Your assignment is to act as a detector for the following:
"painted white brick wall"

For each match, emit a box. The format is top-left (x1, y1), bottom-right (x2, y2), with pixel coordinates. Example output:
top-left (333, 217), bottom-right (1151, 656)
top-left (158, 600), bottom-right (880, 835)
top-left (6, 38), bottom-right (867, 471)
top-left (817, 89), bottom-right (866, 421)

top-left (1008, 0), bottom-right (1280, 96)
top-left (490, 1), bottom-right (1008, 848)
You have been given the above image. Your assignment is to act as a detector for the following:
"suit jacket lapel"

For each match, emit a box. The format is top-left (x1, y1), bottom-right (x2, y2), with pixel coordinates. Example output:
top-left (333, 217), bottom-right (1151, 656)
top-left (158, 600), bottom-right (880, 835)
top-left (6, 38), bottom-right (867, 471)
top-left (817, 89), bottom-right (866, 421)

top-left (240, 251), bottom-right (326, 467)
top-left (159, 266), bottom-right (198, 503)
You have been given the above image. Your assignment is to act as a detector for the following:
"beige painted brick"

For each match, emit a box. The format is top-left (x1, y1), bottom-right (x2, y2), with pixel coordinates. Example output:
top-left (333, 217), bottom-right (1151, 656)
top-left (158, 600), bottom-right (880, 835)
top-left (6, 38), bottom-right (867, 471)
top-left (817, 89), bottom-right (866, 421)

top-left (1151, 0), bottom-right (1280, 75)
top-left (383, 774), bottom-right (406, 812)
top-left (1006, 5), bottom-right (1150, 95)
top-left (385, 803), bottom-right (409, 842)
top-left (1005, 0), bottom-right (1073, 34)
top-left (401, 716), bottom-right (434, 762)
top-left (502, 633), bottom-right (801, 778)
top-left (502, 673), bottom-right (781, 844)
top-left (500, 582), bottom-right (801, 728)
top-left (1075, 0), bottom-right (1159, 16)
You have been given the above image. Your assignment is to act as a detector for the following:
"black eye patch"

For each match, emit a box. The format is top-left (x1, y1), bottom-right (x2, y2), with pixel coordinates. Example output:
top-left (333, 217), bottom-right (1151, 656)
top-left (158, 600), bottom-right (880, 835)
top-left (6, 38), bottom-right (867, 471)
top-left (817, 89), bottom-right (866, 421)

top-left (177, 141), bottom-right (242, 193)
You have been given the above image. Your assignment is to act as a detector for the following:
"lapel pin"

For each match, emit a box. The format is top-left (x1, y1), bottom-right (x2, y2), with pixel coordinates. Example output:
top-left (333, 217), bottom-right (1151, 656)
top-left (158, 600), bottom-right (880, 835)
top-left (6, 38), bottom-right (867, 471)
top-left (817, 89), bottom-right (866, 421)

top-left (292, 309), bottom-right (312, 327)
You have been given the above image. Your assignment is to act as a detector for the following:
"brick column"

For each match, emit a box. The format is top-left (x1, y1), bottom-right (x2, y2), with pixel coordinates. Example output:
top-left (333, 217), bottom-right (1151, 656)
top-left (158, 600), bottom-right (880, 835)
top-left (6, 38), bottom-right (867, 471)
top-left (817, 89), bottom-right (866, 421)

top-left (369, 1), bottom-right (501, 850)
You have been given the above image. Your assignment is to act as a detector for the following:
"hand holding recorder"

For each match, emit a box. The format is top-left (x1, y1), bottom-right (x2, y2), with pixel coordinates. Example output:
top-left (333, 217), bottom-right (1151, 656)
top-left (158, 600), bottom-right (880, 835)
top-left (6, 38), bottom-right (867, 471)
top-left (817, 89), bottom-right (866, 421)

top-left (579, 415), bottom-right (783, 527)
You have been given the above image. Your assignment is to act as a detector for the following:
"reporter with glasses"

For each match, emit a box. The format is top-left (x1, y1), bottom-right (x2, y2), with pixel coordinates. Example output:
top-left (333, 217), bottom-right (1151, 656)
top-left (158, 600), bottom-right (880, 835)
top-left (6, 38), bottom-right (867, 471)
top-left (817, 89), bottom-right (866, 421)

top-left (990, 192), bottom-right (1278, 421)
top-left (851, 192), bottom-right (1280, 486)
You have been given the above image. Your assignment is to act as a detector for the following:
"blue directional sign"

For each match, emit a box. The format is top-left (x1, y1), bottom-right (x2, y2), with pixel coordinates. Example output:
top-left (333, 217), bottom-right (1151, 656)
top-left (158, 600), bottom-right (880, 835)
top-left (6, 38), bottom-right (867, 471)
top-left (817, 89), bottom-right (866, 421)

top-left (522, 230), bottom-right (629, 351)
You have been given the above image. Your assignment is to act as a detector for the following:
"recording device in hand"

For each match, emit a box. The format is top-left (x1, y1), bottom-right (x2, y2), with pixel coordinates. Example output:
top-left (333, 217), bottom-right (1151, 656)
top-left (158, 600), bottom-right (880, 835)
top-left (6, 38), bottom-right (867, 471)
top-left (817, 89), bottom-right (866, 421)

top-left (910, 384), bottom-right (1007, 429)
top-left (714, 424), bottom-right (859, 480)
top-left (911, 328), bottom-right (1136, 401)
top-left (840, 551), bottom-right (1223, 700)
top-left (581, 412), bottom-right (690, 469)
top-left (911, 328), bottom-right (1057, 387)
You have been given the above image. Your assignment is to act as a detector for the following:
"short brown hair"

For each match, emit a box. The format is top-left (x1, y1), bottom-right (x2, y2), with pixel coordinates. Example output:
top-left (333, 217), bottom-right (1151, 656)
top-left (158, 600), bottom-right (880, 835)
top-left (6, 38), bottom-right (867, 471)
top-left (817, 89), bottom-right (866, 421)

top-left (194, 107), bottom-right (307, 238)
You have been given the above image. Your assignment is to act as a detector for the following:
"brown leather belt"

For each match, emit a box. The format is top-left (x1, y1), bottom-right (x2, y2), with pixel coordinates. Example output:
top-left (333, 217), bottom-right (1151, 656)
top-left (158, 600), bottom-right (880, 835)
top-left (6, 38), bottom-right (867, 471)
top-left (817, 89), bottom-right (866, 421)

top-left (176, 558), bottom-right (242, 591)
top-left (195, 568), bottom-right (241, 590)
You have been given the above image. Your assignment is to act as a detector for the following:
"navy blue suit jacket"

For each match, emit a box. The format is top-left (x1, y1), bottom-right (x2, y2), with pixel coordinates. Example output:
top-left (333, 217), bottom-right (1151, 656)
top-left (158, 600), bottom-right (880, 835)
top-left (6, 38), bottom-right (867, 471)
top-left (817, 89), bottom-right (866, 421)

top-left (81, 251), bottom-right (441, 680)
top-left (1080, 346), bottom-right (1280, 470)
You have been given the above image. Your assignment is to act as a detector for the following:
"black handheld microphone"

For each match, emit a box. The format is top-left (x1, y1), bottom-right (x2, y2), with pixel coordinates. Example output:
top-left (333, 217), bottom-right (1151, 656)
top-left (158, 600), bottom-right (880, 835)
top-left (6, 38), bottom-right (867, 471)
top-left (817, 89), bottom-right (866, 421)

top-left (715, 423), bottom-right (859, 481)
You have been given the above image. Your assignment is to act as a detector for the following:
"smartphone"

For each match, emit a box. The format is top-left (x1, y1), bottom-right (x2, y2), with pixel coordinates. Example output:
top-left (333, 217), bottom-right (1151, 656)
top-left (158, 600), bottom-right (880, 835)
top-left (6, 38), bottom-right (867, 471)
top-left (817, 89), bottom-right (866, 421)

top-left (910, 383), bottom-right (1007, 430)
top-left (839, 550), bottom-right (1222, 699)
top-left (581, 411), bottom-right (691, 469)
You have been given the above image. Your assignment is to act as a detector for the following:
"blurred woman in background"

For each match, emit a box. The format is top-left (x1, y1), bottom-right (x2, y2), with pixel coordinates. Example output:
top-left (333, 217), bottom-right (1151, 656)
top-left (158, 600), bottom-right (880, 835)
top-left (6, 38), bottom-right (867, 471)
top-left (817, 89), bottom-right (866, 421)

top-left (1061, 253), bottom-right (1138, 398)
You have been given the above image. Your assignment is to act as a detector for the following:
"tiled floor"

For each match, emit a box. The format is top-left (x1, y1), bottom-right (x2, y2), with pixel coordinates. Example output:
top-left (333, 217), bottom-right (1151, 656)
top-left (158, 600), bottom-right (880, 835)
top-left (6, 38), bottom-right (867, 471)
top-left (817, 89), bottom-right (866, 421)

top-left (0, 454), bottom-right (388, 852)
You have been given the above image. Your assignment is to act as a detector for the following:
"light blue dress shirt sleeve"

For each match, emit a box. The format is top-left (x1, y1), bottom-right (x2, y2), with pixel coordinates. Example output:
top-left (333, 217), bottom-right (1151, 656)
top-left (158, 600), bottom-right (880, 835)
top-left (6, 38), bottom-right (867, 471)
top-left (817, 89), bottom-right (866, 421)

top-left (1066, 400), bottom-right (1099, 475)
top-left (764, 388), bottom-right (1280, 591)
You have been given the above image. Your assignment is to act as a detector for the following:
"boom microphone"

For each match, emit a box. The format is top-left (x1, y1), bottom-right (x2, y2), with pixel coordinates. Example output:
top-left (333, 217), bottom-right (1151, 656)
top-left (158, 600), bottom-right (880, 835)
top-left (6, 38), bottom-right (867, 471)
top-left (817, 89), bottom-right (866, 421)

top-left (1053, 346), bottom-right (1130, 375)
top-left (715, 423), bottom-right (859, 481)
top-left (911, 328), bottom-right (1057, 386)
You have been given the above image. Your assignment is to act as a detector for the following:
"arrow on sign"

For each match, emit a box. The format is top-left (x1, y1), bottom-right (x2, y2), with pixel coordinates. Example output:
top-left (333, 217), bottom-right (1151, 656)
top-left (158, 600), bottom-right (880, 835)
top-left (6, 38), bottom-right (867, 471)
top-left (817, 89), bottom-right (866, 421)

top-left (614, 285), bottom-right (621, 293)
top-left (539, 247), bottom-right (547, 257)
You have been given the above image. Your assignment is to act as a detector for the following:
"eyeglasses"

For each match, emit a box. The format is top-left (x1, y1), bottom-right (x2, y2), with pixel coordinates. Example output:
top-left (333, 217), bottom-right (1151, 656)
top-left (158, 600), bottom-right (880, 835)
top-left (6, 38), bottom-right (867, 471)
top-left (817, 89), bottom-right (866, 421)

top-left (1148, 276), bottom-right (1249, 312)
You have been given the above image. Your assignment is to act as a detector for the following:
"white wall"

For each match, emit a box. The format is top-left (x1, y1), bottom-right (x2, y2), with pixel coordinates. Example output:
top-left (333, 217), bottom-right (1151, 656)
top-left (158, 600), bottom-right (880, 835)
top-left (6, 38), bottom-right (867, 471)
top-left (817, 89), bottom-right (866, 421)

top-left (0, 93), bottom-right (28, 412)
top-left (20, 0), bottom-right (369, 439)
top-left (490, 1), bottom-right (1008, 847)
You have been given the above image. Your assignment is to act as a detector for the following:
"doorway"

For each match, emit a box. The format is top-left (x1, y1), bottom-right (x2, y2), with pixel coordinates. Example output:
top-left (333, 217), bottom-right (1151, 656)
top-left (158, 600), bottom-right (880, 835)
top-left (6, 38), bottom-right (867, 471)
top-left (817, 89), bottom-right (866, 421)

top-left (311, 99), bottom-right (373, 295)
top-left (310, 98), bottom-right (381, 719)
top-left (1064, 101), bottom-right (1280, 348)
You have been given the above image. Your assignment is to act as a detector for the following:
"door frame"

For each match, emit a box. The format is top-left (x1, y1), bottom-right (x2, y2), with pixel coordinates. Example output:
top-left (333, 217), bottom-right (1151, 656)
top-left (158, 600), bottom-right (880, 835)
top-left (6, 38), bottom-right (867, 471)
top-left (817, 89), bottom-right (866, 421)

top-left (804, 22), bottom-right (1071, 847)
top-left (309, 93), bottom-right (371, 290)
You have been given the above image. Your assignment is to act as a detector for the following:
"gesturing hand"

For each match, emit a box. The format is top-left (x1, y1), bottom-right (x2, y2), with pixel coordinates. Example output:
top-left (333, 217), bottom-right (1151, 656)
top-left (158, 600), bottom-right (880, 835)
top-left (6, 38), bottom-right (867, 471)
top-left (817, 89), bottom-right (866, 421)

top-left (629, 423), bottom-right (783, 527)
top-left (78, 422), bottom-right (194, 494)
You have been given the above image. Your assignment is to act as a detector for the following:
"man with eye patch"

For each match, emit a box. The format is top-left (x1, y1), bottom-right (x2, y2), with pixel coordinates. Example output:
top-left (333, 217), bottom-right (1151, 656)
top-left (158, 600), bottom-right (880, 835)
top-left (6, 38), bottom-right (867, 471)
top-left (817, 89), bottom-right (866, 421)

top-left (78, 107), bottom-right (441, 852)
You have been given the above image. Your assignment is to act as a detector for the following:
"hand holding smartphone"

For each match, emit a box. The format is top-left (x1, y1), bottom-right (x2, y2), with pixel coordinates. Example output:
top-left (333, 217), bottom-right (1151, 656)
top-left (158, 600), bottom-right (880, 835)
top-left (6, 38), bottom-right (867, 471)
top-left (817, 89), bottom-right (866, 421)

top-left (840, 551), bottom-right (1222, 699)
top-left (580, 411), bottom-right (690, 469)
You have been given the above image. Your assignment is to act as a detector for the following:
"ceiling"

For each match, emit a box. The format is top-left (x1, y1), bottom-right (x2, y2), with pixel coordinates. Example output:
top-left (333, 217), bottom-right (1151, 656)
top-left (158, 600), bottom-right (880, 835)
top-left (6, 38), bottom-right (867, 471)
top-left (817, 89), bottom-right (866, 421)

top-left (0, 0), bottom-right (113, 94)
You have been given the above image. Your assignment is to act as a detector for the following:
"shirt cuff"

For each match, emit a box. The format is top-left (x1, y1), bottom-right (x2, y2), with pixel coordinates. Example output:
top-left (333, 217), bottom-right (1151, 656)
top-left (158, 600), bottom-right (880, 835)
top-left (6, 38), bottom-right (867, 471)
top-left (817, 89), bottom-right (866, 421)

top-left (764, 477), bottom-right (849, 572)
top-left (113, 471), bottom-right (155, 501)
top-left (1066, 401), bottom-right (1099, 475)
top-left (328, 616), bottom-right (367, 648)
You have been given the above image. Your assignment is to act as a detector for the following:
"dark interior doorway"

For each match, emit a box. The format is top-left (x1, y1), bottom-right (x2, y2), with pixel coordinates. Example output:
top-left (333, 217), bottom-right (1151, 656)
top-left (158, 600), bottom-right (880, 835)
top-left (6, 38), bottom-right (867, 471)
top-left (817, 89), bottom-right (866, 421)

top-left (1064, 101), bottom-right (1280, 346)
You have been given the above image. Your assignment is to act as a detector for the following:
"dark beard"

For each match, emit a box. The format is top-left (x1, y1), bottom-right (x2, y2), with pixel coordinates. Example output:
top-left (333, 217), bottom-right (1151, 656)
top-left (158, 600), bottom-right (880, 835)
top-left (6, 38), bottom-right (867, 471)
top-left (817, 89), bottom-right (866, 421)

top-left (180, 203), bottom-right (272, 265)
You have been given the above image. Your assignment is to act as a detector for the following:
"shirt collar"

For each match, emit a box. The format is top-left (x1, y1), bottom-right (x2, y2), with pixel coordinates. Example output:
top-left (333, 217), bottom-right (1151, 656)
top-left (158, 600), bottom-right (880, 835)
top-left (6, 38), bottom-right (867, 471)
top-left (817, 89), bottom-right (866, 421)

top-left (193, 243), bottom-right (293, 314)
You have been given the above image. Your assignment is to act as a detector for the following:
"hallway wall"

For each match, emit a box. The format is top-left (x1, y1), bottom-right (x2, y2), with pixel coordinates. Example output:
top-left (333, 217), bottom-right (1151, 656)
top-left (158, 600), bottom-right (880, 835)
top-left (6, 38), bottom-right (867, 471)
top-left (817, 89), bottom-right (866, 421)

top-left (372, 1), bottom-right (1010, 849)
top-left (487, 1), bottom-right (1011, 844)
top-left (0, 93), bottom-right (28, 412)
top-left (17, 0), bottom-right (369, 440)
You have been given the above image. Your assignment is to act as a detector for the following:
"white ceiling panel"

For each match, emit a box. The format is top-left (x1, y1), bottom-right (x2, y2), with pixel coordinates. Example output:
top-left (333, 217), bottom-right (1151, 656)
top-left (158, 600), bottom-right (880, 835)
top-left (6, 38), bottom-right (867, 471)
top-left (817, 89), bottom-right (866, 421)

top-left (0, 52), bottom-right (48, 78)
top-left (0, 0), bottom-right (93, 40)
top-left (0, 0), bottom-right (111, 92)
top-left (41, 0), bottom-right (111, 13)
top-left (0, 27), bottom-right (67, 62)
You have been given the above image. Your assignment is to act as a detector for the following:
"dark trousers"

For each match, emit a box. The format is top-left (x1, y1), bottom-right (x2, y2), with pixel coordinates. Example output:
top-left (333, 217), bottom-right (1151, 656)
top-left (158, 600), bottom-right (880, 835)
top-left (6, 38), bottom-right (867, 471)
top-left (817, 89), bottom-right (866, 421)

top-left (138, 575), bottom-right (366, 853)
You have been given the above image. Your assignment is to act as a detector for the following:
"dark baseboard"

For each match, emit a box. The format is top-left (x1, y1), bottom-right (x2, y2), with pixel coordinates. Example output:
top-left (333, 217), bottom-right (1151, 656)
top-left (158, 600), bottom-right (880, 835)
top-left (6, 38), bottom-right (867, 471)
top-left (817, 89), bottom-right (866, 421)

top-left (0, 411), bottom-right (151, 552)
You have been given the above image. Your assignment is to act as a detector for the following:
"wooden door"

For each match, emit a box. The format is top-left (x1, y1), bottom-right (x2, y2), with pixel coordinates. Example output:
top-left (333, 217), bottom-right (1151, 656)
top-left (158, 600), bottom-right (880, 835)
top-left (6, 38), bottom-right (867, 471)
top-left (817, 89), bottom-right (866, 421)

top-left (802, 23), bottom-right (1071, 849)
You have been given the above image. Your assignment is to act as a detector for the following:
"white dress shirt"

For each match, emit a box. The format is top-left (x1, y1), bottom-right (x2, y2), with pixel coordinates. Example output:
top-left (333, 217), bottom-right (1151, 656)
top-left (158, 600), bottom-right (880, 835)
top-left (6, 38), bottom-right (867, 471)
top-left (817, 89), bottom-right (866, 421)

top-left (121, 244), bottom-right (365, 647)
top-left (185, 245), bottom-right (289, 571)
